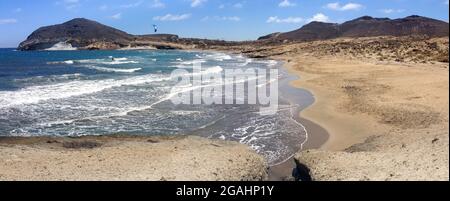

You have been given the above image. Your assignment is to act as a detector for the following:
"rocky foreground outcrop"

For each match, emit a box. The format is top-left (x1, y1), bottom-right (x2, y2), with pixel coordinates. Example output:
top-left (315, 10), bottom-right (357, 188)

top-left (295, 125), bottom-right (449, 181)
top-left (0, 136), bottom-right (268, 181)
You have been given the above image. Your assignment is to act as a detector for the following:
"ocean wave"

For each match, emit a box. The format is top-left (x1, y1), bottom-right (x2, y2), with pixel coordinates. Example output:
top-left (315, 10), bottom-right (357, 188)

top-left (110, 57), bottom-right (128, 61)
top-left (45, 42), bottom-right (77, 51)
top-left (47, 60), bottom-right (75, 65)
top-left (239, 58), bottom-right (253, 67)
top-left (171, 59), bottom-right (206, 68)
top-left (84, 65), bottom-right (142, 73)
top-left (102, 60), bottom-right (139, 65)
top-left (254, 60), bottom-right (278, 67)
top-left (202, 66), bottom-right (223, 74)
top-left (0, 74), bottom-right (170, 108)
top-left (47, 58), bottom-right (139, 65)
top-left (205, 53), bottom-right (233, 61)
top-left (13, 73), bottom-right (84, 83)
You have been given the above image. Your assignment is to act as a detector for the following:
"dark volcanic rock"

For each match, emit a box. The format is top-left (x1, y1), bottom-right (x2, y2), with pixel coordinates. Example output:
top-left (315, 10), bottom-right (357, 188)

top-left (138, 34), bottom-right (180, 42)
top-left (259, 15), bottom-right (449, 42)
top-left (18, 18), bottom-right (134, 50)
top-left (258, 32), bottom-right (282, 40)
top-left (280, 22), bottom-right (340, 41)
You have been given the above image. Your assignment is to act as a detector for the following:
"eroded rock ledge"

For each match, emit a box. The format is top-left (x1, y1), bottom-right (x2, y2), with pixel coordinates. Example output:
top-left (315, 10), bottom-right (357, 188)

top-left (0, 136), bottom-right (268, 181)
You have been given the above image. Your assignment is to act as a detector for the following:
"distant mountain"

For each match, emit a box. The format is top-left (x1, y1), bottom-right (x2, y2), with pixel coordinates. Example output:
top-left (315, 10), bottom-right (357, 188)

top-left (258, 15), bottom-right (449, 41)
top-left (18, 15), bottom-right (450, 50)
top-left (18, 18), bottom-right (135, 50)
top-left (18, 18), bottom-right (183, 50)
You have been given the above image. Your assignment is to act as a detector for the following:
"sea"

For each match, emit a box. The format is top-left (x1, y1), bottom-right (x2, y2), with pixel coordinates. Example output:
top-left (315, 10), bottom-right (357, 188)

top-left (0, 48), bottom-right (314, 165)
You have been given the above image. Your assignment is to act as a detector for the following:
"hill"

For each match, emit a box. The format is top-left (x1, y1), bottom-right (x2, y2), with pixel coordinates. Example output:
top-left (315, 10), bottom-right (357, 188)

top-left (258, 15), bottom-right (449, 41)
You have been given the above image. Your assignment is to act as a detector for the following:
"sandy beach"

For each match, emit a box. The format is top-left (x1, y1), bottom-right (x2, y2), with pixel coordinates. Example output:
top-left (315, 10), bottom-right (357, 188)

top-left (0, 35), bottom-right (448, 181)
top-left (278, 49), bottom-right (449, 180)
top-left (202, 36), bottom-right (448, 181)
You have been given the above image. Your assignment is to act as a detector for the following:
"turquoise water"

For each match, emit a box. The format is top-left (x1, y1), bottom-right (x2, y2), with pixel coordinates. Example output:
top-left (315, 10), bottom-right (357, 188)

top-left (0, 48), bottom-right (311, 165)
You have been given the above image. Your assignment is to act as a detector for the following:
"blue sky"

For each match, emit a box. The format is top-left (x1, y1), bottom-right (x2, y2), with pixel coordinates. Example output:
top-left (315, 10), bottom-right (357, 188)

top-left (0, 0), bottom-right (449, 47)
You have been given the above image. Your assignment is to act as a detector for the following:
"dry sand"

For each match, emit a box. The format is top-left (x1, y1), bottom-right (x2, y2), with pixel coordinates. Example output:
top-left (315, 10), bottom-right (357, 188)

top-left (0, 136), bottom-right (268, 181)
top-left (284, 57), bottom-right (449, 181)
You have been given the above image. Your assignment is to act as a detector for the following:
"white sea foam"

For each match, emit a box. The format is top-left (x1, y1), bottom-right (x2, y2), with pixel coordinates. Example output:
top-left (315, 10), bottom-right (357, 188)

top-left (13, 73), bottom-right (83, 83)
top-left (258, 60), bottom-right (278, 67)
top-left (84, 65), bottom-right (142, 73)
top-left (113, 57), bottom-right (128, 61)
top-left (0, 74), bottom-right (170, 108)
top-left (203, 66), bottom-right (223, 74)
top-left (45, 42), bottom-right (77, 51)
top-left (239, 58), bottom-right (253, 67)
top-left (206, 53), bottom-right (232, 61)
top-left (100, 60), bottom-right (139, 65)
top-left (47, 60), bottom-right (74, 65)
top-left (47, 58), bottom-right (138, 65)
top-left (172, 59), bottom-right (206, 68)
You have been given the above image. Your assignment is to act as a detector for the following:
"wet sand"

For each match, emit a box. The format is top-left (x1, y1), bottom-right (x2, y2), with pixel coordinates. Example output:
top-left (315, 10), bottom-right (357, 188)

top-left (268, 66), bottom-right (329, 181)
top-left (268, 117), bottom-right (329, 181)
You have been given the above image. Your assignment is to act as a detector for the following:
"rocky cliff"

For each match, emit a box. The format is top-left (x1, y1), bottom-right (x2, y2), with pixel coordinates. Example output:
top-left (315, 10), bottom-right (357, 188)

top-left (18, 18), bottom-right (185, 50)
top-left (18, 18), bottom-right (134, 50)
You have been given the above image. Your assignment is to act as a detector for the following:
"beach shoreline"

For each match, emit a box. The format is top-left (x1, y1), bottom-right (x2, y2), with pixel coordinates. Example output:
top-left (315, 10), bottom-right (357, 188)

top-left (276, 55), bottom-right (448, 181)
top-left (0, 50), bottom-right (326, 181)
top-left (267, 63), bottom-right (330, 180)
top-left (1, 44), bottom-right (448, 181)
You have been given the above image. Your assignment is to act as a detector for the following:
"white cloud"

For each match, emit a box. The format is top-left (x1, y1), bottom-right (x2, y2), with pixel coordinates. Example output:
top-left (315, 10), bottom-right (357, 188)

top-left (216, 2), bottom-right (244, 9)
top-left (308, 13), bottom-right (330, 22)
top-left (202, 16), bottom-right (241, 22)
top-left (191, 0), bottom-right (207, 8)
top-left (0, 19), bottom-right (18, 25)
top-left (380, 9), bottom-right (405, 14)
top-left (267, 16), bottom-right (304, 24)
top-left (267, 14), bottom-right (329, 24)
top-left (233, 2), bottom-right (244, 8)
top-left (150, 0), bottom-right (165, 8)
top-left (56, 0), bottom-right (81, 10)
top-left (99, 5), bottom-right (108, 11)
top-left (110, 13), bottom-right (122, 20)
top-left (279, 0), bottom-right (296, 7)
top-left (326, 2), bottom-right (363, 11)
top-left (153, 14), bottom-right (191, 21)
top-left (121, 1), bottom-right (143, 8)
